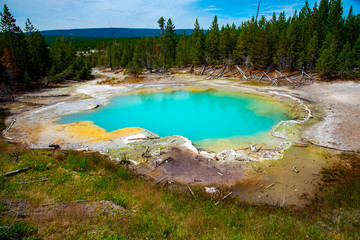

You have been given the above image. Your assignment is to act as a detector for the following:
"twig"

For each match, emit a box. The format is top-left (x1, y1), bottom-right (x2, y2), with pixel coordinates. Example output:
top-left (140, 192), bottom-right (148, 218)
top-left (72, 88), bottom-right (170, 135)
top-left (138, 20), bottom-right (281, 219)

top-left (266, 182), bottom-right (276, 189)
top-left (280, 195), bottom-right (286, 207)
top-left (215, 192), bottom-right (232, 205)
top-left (127, 137), bottom-right (160, 141)
top-left (20, 177), bottom-right (47, 184)
top-left (186, 184), bottom-right (196, 199)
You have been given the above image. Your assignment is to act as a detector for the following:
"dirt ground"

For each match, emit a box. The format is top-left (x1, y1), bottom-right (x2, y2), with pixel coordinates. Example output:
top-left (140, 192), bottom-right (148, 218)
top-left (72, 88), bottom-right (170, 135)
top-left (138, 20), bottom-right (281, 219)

top-left (2, 69), bottom-right (360, 207)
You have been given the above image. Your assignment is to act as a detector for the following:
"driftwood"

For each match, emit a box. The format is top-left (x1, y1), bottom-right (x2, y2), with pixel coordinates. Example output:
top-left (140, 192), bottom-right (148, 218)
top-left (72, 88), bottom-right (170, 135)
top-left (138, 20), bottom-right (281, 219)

top-left (235, 65), bottom-right (248, 79)
top-left (215, 192), bottom-right (232, 205)
top-left (4, 118), bottom-right (16, 133)
top-left (2, 167), bottom-right (32, 177)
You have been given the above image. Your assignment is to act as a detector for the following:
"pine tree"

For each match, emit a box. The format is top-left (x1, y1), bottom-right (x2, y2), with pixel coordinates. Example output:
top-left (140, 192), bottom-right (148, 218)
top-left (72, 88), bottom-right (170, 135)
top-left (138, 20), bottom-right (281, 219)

top-left (164, 18), bottom-right (176, 67)
top-left (316, 33), bottom-right (338, 78)
top-left (176, 32), bottom-right (189, 67)
top-left (206, 16), bottom-right (220, 64)
top-left (191, 19), bottom-right (204, 65)
top-left (0, 4), bottom-right (30, 84)
top-left (249, 16), bottom-right (270, 69)
top-left (219, 24), bottom-right (234, 62)
top-left (337, 42), bottom-right (355, 78)
top-left (24, 18), bottom-right (51, 81)
top-left (305, 31), bottom-right (318, 72)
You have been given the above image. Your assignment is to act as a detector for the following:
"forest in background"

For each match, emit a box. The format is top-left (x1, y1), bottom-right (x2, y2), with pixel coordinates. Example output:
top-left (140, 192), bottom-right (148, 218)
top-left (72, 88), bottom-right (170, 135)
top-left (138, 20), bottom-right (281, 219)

top-left (94, 0), bottom-right (360, 79)
top-left (1, 0), bottom-right (360, 90)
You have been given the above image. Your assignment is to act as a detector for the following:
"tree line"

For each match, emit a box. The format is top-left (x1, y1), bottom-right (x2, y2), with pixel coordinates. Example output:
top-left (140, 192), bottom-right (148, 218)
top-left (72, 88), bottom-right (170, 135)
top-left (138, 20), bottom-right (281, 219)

top-left (0, 4), bottom-right (91, 90)
top-left (93, 0), bottom-right (360, 79)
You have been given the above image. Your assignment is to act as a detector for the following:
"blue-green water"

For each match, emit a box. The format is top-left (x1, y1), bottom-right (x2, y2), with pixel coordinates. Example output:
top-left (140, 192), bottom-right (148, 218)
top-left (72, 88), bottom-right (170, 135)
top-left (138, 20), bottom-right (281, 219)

top-left (59, 90), bottom-right (291, 141)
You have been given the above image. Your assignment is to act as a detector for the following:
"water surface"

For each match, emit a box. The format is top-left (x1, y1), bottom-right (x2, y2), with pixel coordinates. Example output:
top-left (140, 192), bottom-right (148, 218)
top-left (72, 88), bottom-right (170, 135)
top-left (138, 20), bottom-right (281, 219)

top-left (60, 90), bottom-right (291, 147)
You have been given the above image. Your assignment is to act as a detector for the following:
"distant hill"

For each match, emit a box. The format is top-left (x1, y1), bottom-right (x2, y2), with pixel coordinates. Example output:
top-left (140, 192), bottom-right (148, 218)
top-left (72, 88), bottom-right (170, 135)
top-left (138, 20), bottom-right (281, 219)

top-left (40, 28), bottom-right (193, 38)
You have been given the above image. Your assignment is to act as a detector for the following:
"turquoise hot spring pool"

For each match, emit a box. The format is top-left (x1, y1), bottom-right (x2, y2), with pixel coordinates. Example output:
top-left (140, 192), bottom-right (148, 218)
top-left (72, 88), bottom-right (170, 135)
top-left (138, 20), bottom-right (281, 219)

top-left (59, 89), bottom-right (291, 148)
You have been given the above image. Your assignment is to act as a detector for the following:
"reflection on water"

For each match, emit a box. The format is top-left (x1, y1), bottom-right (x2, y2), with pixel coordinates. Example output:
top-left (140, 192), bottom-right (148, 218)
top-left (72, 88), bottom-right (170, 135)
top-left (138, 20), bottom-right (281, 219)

top-left (59, 90), bottom-right (291, 147)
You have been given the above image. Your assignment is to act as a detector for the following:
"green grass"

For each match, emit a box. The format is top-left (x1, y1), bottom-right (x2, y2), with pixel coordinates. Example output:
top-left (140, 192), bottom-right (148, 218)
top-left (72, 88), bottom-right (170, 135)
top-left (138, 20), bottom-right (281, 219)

top-left (0, 111), bottom-right (359, 239)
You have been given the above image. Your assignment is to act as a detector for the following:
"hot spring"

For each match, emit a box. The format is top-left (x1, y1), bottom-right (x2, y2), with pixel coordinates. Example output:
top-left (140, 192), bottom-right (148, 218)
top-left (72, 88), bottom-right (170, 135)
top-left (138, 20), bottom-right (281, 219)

top-left (59, 89), bottom-right (291, 151)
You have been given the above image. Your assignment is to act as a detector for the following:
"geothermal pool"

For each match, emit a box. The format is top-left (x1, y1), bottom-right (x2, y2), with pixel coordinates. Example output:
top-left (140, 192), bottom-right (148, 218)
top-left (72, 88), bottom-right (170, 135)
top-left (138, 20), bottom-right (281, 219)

top-left (59, 89), bottom-right (291, 148)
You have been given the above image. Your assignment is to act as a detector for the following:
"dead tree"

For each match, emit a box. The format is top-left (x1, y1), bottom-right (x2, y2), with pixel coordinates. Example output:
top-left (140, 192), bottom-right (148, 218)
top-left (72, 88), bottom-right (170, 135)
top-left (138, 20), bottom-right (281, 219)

top-left (200, 65), bottom-right (206, 76)
top-left (235, 65), bottom-right (248, 79)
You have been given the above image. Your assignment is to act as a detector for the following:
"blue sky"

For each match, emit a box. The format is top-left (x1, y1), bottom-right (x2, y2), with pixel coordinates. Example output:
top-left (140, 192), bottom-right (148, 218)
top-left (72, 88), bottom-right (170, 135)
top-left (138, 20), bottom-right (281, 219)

top-left (2, 0), bottom-right (360, 30)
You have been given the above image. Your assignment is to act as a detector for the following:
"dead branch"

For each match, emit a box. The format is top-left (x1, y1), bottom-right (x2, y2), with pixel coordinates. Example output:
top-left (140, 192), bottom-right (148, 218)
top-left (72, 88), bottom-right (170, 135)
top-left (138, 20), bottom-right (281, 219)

top-left (187, 184), bottom-right (197, 199)
top-left (215, 192), bottom-right (232, 205)
top-left (2, 167), bottom-right (32, 177)
top-left (20, 177), bottom-right (47, 184)
top-left (4, 118), bottom-right (16, 133)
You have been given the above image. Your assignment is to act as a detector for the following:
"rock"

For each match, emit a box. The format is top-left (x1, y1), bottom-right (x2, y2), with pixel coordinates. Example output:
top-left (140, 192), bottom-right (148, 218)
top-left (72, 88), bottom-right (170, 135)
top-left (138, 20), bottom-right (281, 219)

top-left (199, 151), bottom-right (216, 161)
top-left (216, 149), bottom-right (247, 163)
top-left (205, 186), bottom-right (218, 194)
top-left (88, 104), bottom-right (100, 110)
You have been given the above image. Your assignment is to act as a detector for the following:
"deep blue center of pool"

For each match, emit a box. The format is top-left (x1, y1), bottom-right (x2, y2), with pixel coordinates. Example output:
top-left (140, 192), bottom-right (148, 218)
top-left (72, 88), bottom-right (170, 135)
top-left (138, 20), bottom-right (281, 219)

top-left (59, 90), bottom-right (291, 141)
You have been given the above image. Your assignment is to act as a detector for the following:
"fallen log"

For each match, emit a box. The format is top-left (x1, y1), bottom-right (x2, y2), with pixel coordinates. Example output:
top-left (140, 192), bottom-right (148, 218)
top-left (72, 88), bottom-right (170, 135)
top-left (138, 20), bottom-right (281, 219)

top-left (235, 65), bottom-right (248, 79)
top-left (212, 65), bottom-right (227, 79)
top-left (260, 70), bottom-right (273, 82)
top-left (275, 70), bottom-right (295, 85)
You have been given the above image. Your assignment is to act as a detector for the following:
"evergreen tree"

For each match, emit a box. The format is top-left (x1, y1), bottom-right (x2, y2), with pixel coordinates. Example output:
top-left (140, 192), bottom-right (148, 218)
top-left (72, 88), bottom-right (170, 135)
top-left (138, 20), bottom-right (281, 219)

top-left (337, 42), bottom-right (355, 78)
top-left (176, 32), bottom-right (190, 67)
top-left (219, 24), bottom-right (234, 62)
top-left (316, 33), bottom-right (338, 78)
top-left (305, 31), bottom-right (318, 72)
top-left (0, 4), bottom-right (30, 84)
top-left (191, 19), bottom-right (204, 65)
top-left (249, 16), bottom-right (270, 69)
top-left (164, 18), bottom-right (176, 67)
top-left (206, 16), bottom-right (220, 64)
top-left (24, 18), bottom-right (51, 81)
